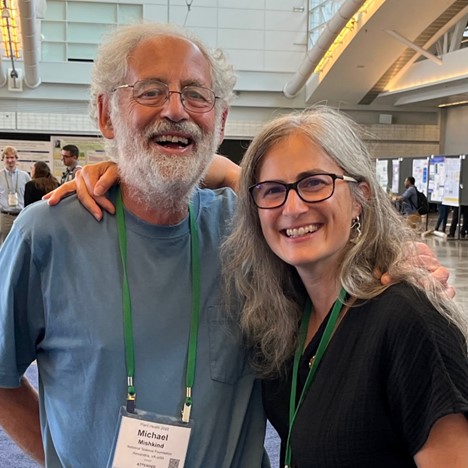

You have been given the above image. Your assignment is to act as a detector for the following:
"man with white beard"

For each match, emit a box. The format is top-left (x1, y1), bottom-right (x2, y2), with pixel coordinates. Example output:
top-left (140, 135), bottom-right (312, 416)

top-left (0, 23), bottom-right (267, 468)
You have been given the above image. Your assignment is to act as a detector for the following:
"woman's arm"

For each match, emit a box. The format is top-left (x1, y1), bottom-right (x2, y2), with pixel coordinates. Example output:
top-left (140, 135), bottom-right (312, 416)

top-left (414, 413), bottom-right (468, 467)
top-left (200, 155), bottom-right (240, 191)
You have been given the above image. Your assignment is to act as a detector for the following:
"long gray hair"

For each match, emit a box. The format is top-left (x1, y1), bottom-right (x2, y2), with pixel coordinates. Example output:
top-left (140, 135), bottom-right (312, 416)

top-left (222, 106), bottom-right (468, 377)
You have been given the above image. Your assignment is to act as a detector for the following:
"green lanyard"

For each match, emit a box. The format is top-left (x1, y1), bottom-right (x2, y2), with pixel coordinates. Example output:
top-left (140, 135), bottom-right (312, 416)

top-left (116, 188), bottom-right (201, 422)
top-left (284, 287), bottom-right (347, 468)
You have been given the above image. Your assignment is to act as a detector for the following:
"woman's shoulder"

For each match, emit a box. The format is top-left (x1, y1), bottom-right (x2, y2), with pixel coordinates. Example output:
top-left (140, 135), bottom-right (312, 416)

top-left (358, 283), bottom-right (465, 352)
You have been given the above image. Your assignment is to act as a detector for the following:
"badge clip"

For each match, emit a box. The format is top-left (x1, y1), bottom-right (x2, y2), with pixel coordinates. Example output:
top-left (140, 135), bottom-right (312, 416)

top-left (181, 387), bottom-right (192, 423)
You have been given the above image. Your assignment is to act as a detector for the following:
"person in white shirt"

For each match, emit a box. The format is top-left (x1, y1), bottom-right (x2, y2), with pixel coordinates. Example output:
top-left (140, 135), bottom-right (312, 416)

top-left (0, 146), bottom-right (30, 244)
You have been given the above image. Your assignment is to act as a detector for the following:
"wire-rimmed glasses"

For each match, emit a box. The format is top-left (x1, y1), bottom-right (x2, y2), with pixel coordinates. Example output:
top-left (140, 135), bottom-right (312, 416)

top-left (249, 172), bottom-right (359, 209)
top-left (112, 79), bottom-right (219, 113)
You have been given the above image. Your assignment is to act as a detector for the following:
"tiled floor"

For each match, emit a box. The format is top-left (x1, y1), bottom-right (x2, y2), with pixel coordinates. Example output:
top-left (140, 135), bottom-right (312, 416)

top-left (424, 236), bottom-right (468, 311)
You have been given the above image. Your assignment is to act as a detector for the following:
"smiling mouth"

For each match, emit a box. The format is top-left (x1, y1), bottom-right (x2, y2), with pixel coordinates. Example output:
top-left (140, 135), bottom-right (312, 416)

top-left (285, 224), bottom-right (319, 238)
top-left (153, 134), bottom-right (192, 149)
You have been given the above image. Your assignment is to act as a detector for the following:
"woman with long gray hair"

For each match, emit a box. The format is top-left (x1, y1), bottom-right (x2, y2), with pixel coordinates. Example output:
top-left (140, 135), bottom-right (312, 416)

top-left (222, 106), bottom-right (468, 467)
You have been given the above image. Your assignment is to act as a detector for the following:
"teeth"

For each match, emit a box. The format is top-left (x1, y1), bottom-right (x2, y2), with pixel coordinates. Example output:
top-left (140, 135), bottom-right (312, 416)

top-left (155, 135), bottom-right (189, 145)
top-left (286, 225), bottom-right (318, 238)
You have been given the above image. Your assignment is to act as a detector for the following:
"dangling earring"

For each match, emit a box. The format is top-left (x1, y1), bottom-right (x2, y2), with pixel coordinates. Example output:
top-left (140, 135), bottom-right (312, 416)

top-left (350, 216), bottom-right (362, 244)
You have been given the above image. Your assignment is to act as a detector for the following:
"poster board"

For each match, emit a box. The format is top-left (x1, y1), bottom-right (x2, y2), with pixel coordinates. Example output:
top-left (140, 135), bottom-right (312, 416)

top-left (376, 159), bottom-right (388, 191)
top-left (51, 136), bottom-right (106, 179)
top-left (391, 159), bottom-right (400, 194)
top-left (442, 157), bottom-right (461, 207)
top-left (0, 139), bottom-right (52, 174)
top-left (428, 156), bottom-right (445, 203)
top-left (411, 158), bottom-right (429, 195)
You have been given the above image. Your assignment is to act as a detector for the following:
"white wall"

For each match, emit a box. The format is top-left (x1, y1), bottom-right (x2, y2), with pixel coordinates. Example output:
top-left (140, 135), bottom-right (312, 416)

top-left (441, 106), bottom-right (468, 155)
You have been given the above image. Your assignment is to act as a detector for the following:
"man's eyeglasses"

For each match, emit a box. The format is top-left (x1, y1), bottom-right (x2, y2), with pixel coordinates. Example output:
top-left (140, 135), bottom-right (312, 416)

top-left (249, 172), bottom-right (359, 209)
top-left (112, 79), bottom-right (219, 113)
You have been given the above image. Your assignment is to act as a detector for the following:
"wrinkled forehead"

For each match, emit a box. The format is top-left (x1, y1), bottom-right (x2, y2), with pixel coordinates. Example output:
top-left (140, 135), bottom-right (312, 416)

top-left (126, 35), bottom-right (213, 87)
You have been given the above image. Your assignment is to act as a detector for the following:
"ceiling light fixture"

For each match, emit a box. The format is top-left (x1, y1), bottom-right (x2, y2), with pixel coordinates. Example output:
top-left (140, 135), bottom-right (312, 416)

top-left (438, 100), bottom-right (468, 108)
top-left (1, 0), bottom-right (23, 91)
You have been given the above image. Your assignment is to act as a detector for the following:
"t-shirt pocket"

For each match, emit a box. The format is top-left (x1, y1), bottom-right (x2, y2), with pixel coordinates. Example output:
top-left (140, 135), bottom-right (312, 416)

top-left (208, 316), bottom-right (248, 385)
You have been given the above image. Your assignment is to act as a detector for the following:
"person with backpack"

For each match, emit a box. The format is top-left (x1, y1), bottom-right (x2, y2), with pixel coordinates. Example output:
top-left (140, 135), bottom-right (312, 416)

top-left (393, 176), bottom-right (421, 228)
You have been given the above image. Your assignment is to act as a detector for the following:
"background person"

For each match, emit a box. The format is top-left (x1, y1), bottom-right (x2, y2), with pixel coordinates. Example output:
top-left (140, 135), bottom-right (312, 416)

top-left (0, 146), bottom-right (30, 245)
top-left (393, 176), bottom-right (420, 228)
top-left (60, 144), bottom-right (82, 184)
top-left (434, 203), bottom-right (449, 233)
top-left (448, 205), bottom-right (468, 238)
top-left (24, 161), bottom-right (59, 206)
top-left (222, 107), bottom-right (468, 467)
top-left (0, 23), bottom-right (267, 467)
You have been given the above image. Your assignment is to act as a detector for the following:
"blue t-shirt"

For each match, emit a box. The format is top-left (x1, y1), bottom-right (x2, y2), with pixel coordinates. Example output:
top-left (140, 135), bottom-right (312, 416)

top-left (0, 187), bottom-right (267, 467)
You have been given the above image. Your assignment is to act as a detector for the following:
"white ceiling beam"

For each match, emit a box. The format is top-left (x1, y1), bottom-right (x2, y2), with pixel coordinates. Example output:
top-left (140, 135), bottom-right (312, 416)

top-left (388, 5), bottom-right (468, 89)
top-left (384, 29), bottom-right (443, 65)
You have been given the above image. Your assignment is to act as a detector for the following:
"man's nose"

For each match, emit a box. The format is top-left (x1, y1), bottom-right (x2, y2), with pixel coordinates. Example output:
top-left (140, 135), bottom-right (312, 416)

top-left (159, 91), bottom-right (190, 122)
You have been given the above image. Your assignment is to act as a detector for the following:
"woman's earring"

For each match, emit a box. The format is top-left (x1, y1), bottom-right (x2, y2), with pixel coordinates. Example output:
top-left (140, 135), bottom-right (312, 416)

top-left (351, 216), bottom-right (362, 244)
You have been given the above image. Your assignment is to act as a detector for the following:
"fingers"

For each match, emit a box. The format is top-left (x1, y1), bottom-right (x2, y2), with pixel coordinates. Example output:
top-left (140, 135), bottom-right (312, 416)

top-left (86, 161), bottom-right (119, 197)
top-left (43, 181), bottom-right (77, 205)
top-left (379, 272), bottom-right (392, 286)
top-left (75, 172), bottom-right (112, 221)
top-left (76, 162), bottom-right (118, 219)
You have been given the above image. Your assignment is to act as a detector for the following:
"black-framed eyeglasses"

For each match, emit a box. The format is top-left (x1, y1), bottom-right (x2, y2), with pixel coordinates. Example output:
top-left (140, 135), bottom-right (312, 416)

top-left (249, 172), bottom-right (359, 209)
top-left (112, 79), bottom-right (219, 113)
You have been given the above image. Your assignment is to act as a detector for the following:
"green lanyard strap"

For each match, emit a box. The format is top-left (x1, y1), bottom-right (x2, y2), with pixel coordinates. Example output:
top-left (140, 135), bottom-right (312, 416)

top-left (182, 204), bottom-right (201, 423)
top-left (284, 287), bottom-right (347, 468)
top-left (116, 188), bottom-right (201, 421)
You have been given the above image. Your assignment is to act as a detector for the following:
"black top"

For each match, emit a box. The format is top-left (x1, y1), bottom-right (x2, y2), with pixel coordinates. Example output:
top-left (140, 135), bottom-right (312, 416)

top-left (263, 283), bottom-right (468, 468)
top-left (24, 179), bottom-right (58, 206)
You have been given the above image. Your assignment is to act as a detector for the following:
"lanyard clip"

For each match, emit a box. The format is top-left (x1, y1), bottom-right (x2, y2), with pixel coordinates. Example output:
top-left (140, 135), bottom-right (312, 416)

top-left (181, 401), bottom-right (191, 423)
top-left (181, 387), bottom-right (192, 423)
top-left (127, 377), bottom-right (136, 414)
top-left (126, 392), bottom-right (136, 414)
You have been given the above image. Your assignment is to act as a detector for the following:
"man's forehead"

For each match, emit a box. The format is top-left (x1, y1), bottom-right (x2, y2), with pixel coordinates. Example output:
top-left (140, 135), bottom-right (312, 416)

top-left (127, 35), bottom-right (212, 84)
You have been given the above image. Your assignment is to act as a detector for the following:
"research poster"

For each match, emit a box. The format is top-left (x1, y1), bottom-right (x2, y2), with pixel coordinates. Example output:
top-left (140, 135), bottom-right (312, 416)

top-left (0, 139), bottom-right (52, 174)
top-left (412, 158), bottom-right (429, 194)
top-left (442, 157), bottom-right (461, 207)
top-left (376, 159), bottom-right (388, 190)
top-left (391, 160), bottom-right (400, 193)
top-left (428, 156), bottom-right (445, 203)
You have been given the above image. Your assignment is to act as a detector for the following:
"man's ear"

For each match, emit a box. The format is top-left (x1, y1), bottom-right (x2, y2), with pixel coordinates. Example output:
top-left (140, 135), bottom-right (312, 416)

top-left (218, 109), bottom-right (228, 144)
top-left (98, 94), bottom-right (114, 139)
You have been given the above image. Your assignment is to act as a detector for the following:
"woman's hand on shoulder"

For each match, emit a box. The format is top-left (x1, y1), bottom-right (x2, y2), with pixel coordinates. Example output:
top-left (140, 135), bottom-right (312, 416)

top-left (43, 161), bottom-right (119, 221)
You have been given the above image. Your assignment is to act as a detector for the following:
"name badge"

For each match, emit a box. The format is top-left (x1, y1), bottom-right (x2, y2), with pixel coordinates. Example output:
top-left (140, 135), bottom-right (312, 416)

top-left (8, 191), bottom-right (18, 207)
top-left (108, 407), bottom-right (192, 468)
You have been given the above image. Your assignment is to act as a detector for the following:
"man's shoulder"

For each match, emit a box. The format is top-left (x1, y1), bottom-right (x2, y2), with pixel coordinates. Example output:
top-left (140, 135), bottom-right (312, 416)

top-left (197, 187), bottom-right (237, 212)
top-left (18, 194), bottom-right (95, 235)
top-left (18, 169), bottom-right (31, 178)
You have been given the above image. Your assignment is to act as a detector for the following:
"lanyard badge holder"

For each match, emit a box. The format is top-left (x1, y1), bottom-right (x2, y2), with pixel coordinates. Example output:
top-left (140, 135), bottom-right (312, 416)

top-left (108, 189), bottom-right (201, 468)
top-left (4, 171), bottom-right (19, 207)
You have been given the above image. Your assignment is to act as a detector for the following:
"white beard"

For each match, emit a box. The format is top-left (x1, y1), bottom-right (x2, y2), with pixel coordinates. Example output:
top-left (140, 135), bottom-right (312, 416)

top-left (112, 115), bottom-right (219, 212)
